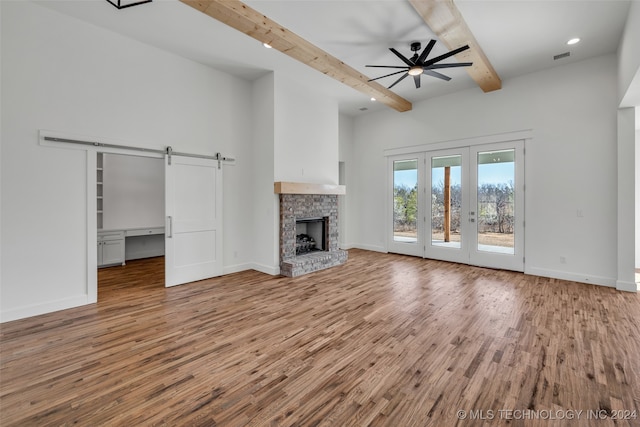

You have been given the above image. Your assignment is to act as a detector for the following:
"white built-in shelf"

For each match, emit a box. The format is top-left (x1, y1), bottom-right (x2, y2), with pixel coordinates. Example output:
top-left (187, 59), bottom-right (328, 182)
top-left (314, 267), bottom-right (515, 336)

top-left (97, 153), bottom-right (104, 230)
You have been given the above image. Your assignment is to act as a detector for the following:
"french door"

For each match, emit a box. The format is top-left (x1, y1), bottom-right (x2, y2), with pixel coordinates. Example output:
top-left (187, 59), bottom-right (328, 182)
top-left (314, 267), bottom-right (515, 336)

top-left (389, 140), bottom-right (525, 272)
top-left (425, 148), bottom-right (469, 264)
top-left (388, 154), bottom-right (425, 257)
top-left (468, 142), bottom-right (524, 271)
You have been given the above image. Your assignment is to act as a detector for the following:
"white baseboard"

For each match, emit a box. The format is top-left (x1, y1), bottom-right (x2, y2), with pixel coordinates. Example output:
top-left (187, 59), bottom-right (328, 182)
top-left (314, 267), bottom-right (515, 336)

top-left (223, 262), bottom-right (253, 275)
top-left (616, 280), bottom-right (638, 292)
top-left (0, 295), bottom-right (90, 323)
top-left (525, 266), bottom-right (617, 288)
top-left (224, 262), bottom-right (281, 276)
top-left (249, 262), bottom-right (280, 276)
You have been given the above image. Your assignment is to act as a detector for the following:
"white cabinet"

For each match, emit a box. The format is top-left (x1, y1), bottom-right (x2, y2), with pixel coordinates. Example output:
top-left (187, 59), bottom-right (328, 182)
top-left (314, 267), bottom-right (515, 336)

top-left (98, 230), bottom-right (125, 267)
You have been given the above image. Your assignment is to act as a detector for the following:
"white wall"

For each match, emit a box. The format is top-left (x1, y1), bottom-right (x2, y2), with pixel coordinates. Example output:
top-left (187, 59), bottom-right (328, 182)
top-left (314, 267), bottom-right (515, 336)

top-left (0, 0), bottom-right (3, 304)
top-left (250, 73), bottom-right (279, 274)
top-left (617, 2), bottom-right (640, 288)
top-left (618, 1), bottom-right (640, 105)
top-left (636, 128), bottom-right (640, 269)
top-left (103, 154), bottom-right (164, 230)
top-left (617, 108), bottom-right (636, 291)
top-left (339, 114), bottom-right (355, 248)
top-left (273, 74), bottom-right (339, 184)
top-left (351, 54), bottom-right (620, 286)
top-left (0, 1), bottom-right (253, 321)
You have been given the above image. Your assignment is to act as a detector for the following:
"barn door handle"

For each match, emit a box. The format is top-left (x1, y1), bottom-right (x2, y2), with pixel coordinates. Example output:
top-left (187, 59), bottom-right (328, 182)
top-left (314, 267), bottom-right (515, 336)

top-left (167, 216), bottom-right (173, 238)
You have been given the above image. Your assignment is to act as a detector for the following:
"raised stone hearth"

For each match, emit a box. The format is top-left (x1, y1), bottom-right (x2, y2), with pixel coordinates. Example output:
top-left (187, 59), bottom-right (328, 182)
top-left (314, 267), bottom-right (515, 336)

top-left (278, 191), bottom-right (347, 277)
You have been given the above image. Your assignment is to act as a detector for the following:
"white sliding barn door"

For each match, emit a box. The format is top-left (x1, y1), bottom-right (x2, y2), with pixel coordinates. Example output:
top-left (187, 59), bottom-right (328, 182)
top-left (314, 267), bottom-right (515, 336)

top-left (165, 155), bottom-right (222, 287)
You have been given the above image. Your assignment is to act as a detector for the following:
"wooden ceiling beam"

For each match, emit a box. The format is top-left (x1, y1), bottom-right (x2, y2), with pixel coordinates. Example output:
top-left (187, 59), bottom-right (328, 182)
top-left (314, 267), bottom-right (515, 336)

top-left (408, 0), bottom-right (501, 92)
top-left (180, 0), bottom-right (412, 112)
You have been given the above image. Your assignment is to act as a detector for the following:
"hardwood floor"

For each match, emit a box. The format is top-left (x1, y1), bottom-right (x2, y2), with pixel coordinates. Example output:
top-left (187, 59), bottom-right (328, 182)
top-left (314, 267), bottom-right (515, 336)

top-left (1, 250), bottom-right (639, 426)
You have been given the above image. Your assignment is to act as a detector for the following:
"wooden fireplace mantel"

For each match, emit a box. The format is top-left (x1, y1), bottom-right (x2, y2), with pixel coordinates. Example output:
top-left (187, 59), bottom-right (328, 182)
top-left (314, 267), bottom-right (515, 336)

top-left (274, 182), bottom-right (346, 195)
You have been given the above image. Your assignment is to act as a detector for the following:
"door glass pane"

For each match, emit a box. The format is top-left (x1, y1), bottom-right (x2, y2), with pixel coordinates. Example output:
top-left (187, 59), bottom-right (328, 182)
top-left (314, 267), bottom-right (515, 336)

top-left (431, 155), bottom-right (462, 248)
top-left (476, 149), bottom-right (515, 254)
top-left (393, 159), bottom-right (418, 243)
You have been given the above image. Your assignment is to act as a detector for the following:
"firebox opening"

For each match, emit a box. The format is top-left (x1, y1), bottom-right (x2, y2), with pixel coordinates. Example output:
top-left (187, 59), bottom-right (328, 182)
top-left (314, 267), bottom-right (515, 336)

top-left (296, 217), bottom-right (328, 255)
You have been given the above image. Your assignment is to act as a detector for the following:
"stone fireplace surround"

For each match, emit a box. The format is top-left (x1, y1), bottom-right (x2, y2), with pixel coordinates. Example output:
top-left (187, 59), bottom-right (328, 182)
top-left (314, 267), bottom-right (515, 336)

top-left (276, 182), bottom-right (348, 277)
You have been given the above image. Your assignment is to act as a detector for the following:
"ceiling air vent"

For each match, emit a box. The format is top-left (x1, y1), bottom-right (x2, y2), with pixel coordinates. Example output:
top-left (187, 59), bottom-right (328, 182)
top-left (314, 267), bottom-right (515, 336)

top-left (359, 107), bottom-right (369, 111)
top-left (554, 52), bottom-right (570, 61)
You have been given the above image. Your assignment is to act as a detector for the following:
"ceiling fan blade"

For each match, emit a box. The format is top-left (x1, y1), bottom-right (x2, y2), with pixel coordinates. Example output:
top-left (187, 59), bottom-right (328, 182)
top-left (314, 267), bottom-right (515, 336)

top-left (388, 72), bottom-right (409, 89)
top-left (389, 48), bottom-right (415, 66)
top-left (367, 70), bottom-right (409, 82)
top-left (423, 44), bottom-right (470, 67)
top-left (416, 39), bottom-right (437, 64)
top-left (414, 75), bottom-right (421, 89)
top-left (427, 62), bottom-right (473, 69)
top-left (423, 69), bottom-right (451, 81)
top-left (365, 65), bottom-right (410, 69)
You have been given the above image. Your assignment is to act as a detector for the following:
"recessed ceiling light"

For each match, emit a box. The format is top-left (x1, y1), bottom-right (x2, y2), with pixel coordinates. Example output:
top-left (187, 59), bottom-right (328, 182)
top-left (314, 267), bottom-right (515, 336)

top-left (263, 43), bottom-right (272, 49)
top-left (370, 97), bottom-right (376, 102)
top-left (567, 38), bottom-right (580, 45)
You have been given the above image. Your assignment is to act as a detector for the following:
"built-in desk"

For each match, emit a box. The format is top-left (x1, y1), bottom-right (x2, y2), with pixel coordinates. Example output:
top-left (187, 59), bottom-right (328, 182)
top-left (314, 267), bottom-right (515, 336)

top-left (125, 226), bottom-right (165, 237)
top-left (98, 227), bottom-right (165, 268)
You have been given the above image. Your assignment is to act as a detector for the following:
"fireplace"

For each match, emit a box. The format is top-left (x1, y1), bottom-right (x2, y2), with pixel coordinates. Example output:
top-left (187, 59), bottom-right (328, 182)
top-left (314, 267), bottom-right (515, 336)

top-left (276, 183), bottom-right (348, 277)
top-left (296, 217), bottom-right (328, 255)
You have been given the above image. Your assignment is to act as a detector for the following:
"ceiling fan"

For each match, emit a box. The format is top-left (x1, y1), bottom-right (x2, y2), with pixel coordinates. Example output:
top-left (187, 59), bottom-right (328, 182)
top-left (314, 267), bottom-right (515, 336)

top-left (366, 40), bottom-right (473, 89)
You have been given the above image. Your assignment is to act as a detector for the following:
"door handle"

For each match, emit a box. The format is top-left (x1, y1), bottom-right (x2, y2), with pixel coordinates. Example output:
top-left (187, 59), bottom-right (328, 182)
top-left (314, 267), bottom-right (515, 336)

top-left (167, 216), bottom-right (173, 238)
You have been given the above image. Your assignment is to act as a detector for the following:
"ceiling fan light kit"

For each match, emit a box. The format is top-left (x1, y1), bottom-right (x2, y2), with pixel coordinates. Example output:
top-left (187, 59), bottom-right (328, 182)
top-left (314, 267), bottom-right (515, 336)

top-left (408, 66), bottom-right (423, 76)
top-left (366, 39), bottom-right (473, 89)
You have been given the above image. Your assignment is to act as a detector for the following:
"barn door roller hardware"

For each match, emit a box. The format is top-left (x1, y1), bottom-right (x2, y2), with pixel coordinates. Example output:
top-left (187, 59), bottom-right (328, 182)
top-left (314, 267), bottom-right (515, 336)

top-left (42, 136), bottom-right (234, 169)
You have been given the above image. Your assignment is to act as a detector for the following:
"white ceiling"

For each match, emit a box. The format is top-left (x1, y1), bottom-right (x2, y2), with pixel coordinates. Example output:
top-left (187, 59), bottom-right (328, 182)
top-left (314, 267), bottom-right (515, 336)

top-left (37, 0), bottom-right (633, 116)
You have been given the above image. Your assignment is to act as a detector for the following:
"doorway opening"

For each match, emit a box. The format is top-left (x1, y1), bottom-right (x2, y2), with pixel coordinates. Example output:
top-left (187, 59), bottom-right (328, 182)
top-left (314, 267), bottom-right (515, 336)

top-left (96, 152), bottom-right (166, 294)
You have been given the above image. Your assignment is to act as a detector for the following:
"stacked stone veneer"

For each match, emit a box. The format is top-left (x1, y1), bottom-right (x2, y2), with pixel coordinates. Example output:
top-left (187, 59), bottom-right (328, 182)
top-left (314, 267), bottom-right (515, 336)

top-left (279, 194), bottom-right (348, 277)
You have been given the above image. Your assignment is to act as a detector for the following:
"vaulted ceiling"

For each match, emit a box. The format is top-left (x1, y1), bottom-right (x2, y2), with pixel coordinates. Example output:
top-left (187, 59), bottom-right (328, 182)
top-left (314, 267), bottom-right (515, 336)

top-left (37, 0), bottom-right (631, 115)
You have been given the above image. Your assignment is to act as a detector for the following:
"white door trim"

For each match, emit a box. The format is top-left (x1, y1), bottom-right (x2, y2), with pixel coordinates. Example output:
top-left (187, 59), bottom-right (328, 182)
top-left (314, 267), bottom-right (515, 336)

top-left (383, 129), bottom-right (533, 158)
